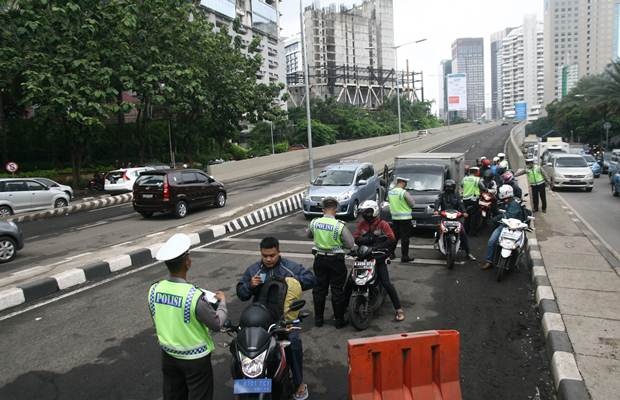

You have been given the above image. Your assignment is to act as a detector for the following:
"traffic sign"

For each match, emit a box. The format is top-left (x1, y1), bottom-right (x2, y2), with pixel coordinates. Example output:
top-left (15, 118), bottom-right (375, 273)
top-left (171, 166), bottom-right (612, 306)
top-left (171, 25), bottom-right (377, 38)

top-left (603, 122), bottom-right (612, 130)
top-left (5, 161), bottom-right (18, 174)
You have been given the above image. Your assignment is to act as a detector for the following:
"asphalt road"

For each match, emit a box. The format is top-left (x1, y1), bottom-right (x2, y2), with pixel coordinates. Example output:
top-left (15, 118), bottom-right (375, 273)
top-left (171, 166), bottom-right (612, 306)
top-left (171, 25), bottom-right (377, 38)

top-left (0, 125), bottom-right (554, 399)
top-left (553, 176), bottom-right (620, 261)
top-left (2, 125), bottom-right (501, 280)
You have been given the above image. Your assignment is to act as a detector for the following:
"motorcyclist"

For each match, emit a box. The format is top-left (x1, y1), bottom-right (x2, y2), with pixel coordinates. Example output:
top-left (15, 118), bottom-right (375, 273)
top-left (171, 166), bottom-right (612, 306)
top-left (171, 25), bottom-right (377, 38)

top-left (491, 156), bottom-right (500, 176)
top-left (497, 153), bottom-right (509, 169)
top-left (433, 180), bottom-right (476, 261)
top-left (481, 169), bottom-right (499, 217)
top-left (352, 200), bottom-right (405, 322)
top-left (480, 158), bottom-right (492, 175)
top-left (501, 170), bottom-right (523, 199)
top-left (481, 185), bottom-right (525, 270)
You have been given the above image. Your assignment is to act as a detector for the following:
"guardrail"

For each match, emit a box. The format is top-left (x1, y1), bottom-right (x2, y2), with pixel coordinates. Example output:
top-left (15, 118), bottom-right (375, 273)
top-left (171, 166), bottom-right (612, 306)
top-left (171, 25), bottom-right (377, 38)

top-left (504, 121), bottom-right (527, 170)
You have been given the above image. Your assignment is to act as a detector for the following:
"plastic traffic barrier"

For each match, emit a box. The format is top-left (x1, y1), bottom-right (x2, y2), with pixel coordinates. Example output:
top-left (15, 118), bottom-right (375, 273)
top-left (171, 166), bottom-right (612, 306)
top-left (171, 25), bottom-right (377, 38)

top-left (348, 330), bottom-right (462, 400)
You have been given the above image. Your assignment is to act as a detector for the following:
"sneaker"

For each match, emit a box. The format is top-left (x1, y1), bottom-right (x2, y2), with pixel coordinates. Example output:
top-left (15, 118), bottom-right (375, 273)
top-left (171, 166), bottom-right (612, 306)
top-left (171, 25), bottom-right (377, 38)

top-left (481, 262), bottom-right (493, 270)
top-left (467, 253), bottom-right (477, 261)
top-left (294, 384), bottom-right (309, 400)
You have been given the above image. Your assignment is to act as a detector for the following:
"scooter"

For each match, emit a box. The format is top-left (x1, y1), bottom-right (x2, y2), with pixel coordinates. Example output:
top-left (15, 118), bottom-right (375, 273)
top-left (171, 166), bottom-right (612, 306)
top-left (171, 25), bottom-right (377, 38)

top-left (494, 216), bottom-right (534, 282)
top-left (347, 245), bottom-right (386, 331)
top-left (437, 210), bottom-right (463, 269)
top-left (225, 296), bottom-right (307, 399)
top-left (478, 191), bottom-right (496, 224)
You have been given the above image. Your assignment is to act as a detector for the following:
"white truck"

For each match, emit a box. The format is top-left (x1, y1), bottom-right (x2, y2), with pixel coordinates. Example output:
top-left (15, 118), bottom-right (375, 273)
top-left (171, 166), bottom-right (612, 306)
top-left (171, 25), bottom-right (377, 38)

top-left (536, 137), bottom-right (569, 165)
top-left (381, 153), bottom-right (465, 228)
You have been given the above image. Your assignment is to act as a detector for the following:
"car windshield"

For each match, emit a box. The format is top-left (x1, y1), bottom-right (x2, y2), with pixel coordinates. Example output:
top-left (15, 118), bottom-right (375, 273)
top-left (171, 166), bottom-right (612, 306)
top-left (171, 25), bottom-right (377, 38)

top-left (556, 157), bottom-right (587, 168)
top-left (313, 170), bottom-right (355, 186)
top-left (583, 155), bottom-right (595, 163)
top-left (398, 173), bottom-right (443, 192)
top-left (136, 174), bottom-right (164, 186)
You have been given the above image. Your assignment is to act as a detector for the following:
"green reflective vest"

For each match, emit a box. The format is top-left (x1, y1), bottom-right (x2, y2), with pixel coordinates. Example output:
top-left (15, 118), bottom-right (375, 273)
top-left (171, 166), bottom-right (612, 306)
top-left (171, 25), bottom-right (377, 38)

top-left (527, 166), bottom-right (545, 185)
top-left (310, 216), bottom-right (345, 252)
top-left (462, 175), bottom-right (481, 199)
top-left (148, 280), bottom-right (215, 360)
top-left (388, 187), bottom-right (413, 220)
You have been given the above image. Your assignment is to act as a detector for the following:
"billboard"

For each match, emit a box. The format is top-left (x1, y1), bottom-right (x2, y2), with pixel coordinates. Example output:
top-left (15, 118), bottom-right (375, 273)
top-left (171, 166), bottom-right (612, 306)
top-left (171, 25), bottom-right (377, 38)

top-left (515, 101), bottom-right (527, 121)
top-left (447, 73), bottom-right (467, 111)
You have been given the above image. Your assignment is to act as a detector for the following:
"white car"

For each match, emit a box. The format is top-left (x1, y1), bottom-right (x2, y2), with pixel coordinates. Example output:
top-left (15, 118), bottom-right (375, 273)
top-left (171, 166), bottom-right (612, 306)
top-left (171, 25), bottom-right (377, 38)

top-left (543, 154), bottom-right (594, 192)
top-left (0, 178), bottom-right (70, 216)
top-left (104, 167), bottom-right (154, 193)
top-left (33, 178), bottom-right (74, 200)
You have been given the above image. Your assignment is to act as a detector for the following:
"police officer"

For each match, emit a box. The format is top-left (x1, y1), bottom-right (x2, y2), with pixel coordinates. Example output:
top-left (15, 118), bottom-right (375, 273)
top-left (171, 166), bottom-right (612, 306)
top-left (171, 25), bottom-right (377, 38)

top-left (307, 197), bottom-right (355, 329)
top-left (148, 233), bottom-right (228, 400)
top-left (461, 166), bottom-right (485, 235)
top-left (526, 158), bottom-right (547, 213)
top-left (388, 177), bottom-right (416, 262)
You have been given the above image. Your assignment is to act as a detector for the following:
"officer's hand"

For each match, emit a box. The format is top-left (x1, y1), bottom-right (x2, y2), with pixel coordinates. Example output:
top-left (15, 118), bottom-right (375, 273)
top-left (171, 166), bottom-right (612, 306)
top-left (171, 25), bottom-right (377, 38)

top-left (250, 276), bottom-right (262, 288)
top-left (215, 291), bottom-right (226, 302)
top-left (463, 212), bottom-right (469, 218)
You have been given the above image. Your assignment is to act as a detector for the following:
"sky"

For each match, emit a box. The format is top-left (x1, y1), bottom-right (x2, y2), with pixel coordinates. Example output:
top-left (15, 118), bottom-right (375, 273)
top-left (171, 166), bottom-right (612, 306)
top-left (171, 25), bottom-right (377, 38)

top-left (279, 0), bottom-right (544, 114)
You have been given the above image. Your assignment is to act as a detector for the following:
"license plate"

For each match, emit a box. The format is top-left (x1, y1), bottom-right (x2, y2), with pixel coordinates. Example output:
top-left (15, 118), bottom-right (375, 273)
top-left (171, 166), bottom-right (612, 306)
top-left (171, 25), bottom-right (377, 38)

top-left (354, 260), bottom-right (375, 268)
top-left (233, 378), bottom-right (272, 394)
top-left (142, 194), bottom-right (153, 199)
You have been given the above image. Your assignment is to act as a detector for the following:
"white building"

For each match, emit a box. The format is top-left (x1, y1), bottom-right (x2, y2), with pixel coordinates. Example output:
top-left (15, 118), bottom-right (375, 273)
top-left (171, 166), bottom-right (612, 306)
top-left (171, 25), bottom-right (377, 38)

top-left (500, 15), bottom-right (544, 119)
top-left (543, 0), bottom-right (620, 105)
top-left (284, 34), bottom-right (302, 77)
top-left (490, 28), bottom-right (515, 120)
top-left (200, 0), bottom-right (286, 86)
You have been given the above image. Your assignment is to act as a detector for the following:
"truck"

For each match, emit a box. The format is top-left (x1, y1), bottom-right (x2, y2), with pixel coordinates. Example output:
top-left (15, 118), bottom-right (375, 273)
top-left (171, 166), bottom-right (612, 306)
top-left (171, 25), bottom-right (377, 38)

top-left (536, 137), bottom-right (570, 165)
top-left (381, 153), bottom-right (465, 229)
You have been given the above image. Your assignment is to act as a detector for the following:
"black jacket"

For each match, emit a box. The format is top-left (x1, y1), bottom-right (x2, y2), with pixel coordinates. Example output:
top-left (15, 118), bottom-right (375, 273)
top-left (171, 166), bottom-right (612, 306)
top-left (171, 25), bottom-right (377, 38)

top-left (434, 192), bottom-right (466, 213)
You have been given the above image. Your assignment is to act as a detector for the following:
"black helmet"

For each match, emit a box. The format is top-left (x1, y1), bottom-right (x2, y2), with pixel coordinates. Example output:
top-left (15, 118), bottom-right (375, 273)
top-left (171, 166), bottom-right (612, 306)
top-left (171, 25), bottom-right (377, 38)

top-left (444, 179), bottom-right (456, 192)
top-left (483, 170), bottom-right (493, 180)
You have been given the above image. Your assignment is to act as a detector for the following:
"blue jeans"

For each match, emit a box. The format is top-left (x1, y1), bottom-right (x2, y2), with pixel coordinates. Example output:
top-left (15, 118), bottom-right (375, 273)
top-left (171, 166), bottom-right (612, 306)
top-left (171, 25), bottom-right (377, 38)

top-left (485, 226), bottom-right (502, 263)
top-left (285, 329), bottom-right (303, 387)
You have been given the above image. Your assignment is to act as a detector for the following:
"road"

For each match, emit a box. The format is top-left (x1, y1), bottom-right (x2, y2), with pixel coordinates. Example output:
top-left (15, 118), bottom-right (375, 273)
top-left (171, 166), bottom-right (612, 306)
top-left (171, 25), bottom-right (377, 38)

top-left (1, 125), bottom-right (502, 287)
top-left (553, 177), bottom-right (620, 262)
top-left (0, 125), bottom-right (554, 399)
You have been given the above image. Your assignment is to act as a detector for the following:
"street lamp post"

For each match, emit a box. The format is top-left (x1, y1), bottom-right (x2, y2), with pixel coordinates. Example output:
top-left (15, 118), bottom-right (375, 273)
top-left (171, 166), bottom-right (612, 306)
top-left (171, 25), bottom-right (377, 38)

top-left (603, 121), bottom-right (612, 149)
top-left (299, 0), bottom-right (314, 181)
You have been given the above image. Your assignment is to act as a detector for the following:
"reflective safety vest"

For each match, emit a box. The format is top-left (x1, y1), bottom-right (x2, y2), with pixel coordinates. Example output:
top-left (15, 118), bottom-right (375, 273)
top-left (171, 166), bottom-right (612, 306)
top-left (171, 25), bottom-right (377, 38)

top-left (148, 280), bottom-right (215, 360)
top-left (388, 187), bottom-right (413, 220)
top-left (462, 175), bottom-right (481, 199)
top-left (310, 216), bottom-right (345, 252)
top-left (527, 166), bottom-right (545, 185)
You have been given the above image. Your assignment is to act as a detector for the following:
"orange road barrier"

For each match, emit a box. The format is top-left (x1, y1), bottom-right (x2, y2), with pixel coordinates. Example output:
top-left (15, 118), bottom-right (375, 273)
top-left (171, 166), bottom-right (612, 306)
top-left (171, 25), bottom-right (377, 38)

top-left (348, 330), bottom-right (462, 400)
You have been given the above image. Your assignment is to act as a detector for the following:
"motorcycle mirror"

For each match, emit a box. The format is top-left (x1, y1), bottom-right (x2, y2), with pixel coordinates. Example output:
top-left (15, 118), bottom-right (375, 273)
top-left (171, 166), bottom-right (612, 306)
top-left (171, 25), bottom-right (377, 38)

top-left (288, 299), bottom-right (306, 312)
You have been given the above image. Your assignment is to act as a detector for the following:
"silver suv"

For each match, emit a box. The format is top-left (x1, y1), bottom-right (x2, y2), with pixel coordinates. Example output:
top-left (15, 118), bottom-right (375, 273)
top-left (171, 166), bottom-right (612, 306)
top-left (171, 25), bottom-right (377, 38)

top-left (543, 154), bottom-right (594, 192)
top-left (0, 178), bottom-right (70, 217)
top-left (302, 161), bottom-right (381, 219)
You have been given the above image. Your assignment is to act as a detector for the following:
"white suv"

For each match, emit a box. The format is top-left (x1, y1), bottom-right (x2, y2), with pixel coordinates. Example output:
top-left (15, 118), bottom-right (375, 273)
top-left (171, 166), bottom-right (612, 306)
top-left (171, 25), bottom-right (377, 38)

top-left (0, 178), bottom-right (70, 216)
top-left (104, 167), bottom-right (154, 193)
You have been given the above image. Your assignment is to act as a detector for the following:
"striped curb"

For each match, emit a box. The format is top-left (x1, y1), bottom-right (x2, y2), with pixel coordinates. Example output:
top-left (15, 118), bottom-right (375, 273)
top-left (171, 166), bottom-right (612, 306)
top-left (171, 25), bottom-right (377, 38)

top-left (0, 191), bottom-right (304, 313)
top-left (3, 193), bottom-right (132, 223)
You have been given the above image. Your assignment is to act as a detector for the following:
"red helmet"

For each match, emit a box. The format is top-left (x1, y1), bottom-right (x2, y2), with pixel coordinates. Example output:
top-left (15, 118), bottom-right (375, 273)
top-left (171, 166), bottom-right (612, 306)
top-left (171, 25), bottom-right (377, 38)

top-left (482, 159), bottom-right (491, 168)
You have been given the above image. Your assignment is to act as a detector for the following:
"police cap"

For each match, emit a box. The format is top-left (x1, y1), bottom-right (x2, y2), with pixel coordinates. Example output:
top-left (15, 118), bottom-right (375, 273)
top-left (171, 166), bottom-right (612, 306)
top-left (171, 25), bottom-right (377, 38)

top-left (156, 233), bottom-right (191, 262)
top-left (396, 176), bottom-right (410, 183)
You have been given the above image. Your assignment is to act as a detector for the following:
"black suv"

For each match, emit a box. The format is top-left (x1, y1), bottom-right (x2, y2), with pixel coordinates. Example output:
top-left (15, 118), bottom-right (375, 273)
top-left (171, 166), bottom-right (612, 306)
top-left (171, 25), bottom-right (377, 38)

top-left (132, 169), bottom-right (226, 218)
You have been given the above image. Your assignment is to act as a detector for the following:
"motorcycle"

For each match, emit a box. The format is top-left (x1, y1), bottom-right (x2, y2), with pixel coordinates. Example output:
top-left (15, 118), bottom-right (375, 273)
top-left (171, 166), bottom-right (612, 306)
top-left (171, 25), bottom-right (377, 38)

top-left (87, 172), bottom-right (105, 191)
top-left (437, 210), bottom-right (463, 269)
top-left (478, 191), bottom-right (496, 226)
top-left (225, 294), bottom-right (307, 399)
top-left (347, 245), bottom-right (386, 331)
top-left (493, 215), bottom-right (534, 282)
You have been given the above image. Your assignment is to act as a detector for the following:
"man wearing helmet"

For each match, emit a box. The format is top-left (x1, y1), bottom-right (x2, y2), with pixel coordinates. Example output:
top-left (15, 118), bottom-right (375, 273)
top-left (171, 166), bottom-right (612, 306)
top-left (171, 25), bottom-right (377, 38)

top-left (433, 179), bottom-right (476, 261)
top-left (353, 200), bottom-right (405, 322)
top-left (481, 184), bottom-right (525, 270)
top-left (497, 153), bottom-right (509, 169)
top-left (501, 170), bottom-right (523, 199)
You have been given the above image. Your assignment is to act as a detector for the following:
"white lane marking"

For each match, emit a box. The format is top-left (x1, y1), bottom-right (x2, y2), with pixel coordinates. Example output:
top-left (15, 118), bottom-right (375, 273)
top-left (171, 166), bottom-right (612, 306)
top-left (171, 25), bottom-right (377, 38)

top-left (76, 221), bottom-right (108, 230)
top-left (65, 252), bottom-right (92, 261)
top-left (221, 238), bottom-right (435, 249)
top-left (176, 224), bottom-right (189, 229)
top-left (147, 231), bottom-right (165, 238)
top-left (111, 241), bottom-right (133, 248)
top-left (29, 235), bottom-right (41, 241)
top-left (87, 203), bottom-right (131, 213)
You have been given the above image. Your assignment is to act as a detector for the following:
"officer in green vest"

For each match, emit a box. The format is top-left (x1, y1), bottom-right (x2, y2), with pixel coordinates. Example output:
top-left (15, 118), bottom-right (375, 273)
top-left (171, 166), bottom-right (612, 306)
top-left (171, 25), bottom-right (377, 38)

top-left (387, 177), bottom-right (416, 262)
top-left (307, 197), bottom-right (355, 329)
top-left (461, 166), bottom-right (486, 235)
top-left (526, 158), bottom-right (547, 213)
top-left (148, 233), bottom-right (228, 400)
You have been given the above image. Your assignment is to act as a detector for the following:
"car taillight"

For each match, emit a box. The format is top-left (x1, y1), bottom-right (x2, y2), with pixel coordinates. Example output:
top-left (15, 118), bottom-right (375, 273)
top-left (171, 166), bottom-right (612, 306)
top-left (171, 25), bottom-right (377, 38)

top-left (122, 172), bottom-right (130, 181)
top-left (163, 177), bottom-right (170, 201)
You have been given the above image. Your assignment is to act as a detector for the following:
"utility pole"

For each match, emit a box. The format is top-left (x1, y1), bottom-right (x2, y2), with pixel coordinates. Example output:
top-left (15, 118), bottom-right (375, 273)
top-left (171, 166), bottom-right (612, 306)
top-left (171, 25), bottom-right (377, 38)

top-left (603, 121), bottom-right (612, 149)
top-left (299, 0), bottom-right (314, 181)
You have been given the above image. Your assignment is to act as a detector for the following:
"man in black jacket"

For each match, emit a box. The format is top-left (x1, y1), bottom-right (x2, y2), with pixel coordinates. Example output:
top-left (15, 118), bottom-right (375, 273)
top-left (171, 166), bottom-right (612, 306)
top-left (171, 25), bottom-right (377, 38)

top-left (434, 180), bottom-right (476, 261)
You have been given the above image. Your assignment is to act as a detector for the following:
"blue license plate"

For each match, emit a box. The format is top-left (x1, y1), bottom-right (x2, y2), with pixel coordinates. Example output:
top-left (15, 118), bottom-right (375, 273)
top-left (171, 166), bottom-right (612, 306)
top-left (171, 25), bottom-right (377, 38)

top-left (233, 378), bottom-right (272, 394)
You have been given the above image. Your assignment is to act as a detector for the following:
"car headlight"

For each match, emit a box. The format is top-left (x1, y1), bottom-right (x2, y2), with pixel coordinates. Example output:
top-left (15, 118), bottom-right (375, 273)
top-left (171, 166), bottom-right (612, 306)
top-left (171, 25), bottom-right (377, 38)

top-left (303, 191), bottom-right (310, 200)
top-left (240, 350), bottom-right (267, 378)
top-left (585, 172), bottom-right (593, 179)
top-left (554, 173), bottom-right (564, 179)
top-left (337, 191), bottom-right (354, 202)
top-left (8, 221), bottom-right (17, 229)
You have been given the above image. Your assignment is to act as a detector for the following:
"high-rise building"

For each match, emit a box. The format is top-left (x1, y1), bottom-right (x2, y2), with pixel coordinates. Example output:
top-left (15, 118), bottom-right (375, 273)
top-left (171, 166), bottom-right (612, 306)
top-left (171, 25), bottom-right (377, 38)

top-left (200, 0), bottom-right (286, 86)
top-left (284, 34), bottom-right (302, 78)
top-left (500, 15), bottom-right (544, 120)
top-left (543, 0), bottom-right (620, 105)
top-left (437, 59), bottom-right (452, 120)
top-left (287, 0), bottom-right (403, 108)
top-left (451, 38), bottom-right (485, 121)
top-left (490, 28), bottom-right (515, 120)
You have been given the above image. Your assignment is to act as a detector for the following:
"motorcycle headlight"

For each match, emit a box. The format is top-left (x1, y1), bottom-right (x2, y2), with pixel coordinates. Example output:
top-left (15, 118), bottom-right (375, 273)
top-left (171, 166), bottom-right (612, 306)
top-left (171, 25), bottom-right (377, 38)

top-left (499, 239), bottom-right (517, 249)
top-left (337, 190), bottom-right (354, 202)
top-left (240, 350), bottom-right (267, 378)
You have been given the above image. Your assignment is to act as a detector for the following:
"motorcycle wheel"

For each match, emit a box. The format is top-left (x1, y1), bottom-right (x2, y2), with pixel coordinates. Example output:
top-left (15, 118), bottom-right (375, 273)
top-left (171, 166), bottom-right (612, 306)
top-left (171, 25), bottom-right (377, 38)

top-left (496, 256), bottom-right (510, 282)
top-left (446, 241), bottom-right (456, 269)
top-left (349, 295), bottom-right (371, 331)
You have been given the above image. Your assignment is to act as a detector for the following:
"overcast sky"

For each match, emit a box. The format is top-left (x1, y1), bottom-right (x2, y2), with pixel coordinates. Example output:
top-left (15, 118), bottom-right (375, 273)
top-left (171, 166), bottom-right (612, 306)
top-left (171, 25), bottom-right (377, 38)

top-left (279, 0), bottom-right (544, 114)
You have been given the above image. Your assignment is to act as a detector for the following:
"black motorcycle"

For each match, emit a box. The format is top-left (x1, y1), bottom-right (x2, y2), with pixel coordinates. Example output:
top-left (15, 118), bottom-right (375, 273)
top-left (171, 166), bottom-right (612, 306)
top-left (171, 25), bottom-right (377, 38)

top-left (87, 172), bottom-right (105, 191)
top-left (436, 210), bottom-right (464, 269)
top-left (225, 284), bottom-right (307, 399)
top-left (346, 245), bottom-right (386, 331)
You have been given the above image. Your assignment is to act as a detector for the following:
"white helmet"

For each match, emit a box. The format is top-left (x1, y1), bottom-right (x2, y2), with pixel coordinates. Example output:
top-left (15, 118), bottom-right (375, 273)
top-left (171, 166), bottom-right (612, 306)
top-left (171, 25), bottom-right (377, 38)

top-left (497, 153), bottom-right (506, 159)
top-left (480, 156), bottom-right (487, 161)
top-left (498, 184), bottom-right (514, 200)
top-left (493, 156), bottom-right (500, 162)
top-left (359, 200), bottom-right (379, 217)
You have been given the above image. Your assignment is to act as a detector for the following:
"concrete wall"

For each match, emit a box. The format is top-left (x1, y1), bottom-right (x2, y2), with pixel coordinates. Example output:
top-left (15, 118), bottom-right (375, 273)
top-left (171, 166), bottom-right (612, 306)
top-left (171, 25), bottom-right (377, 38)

top-left (505, 121), bottom-right (527, 170)
top-left (208, 123), bottom-right (485, 182)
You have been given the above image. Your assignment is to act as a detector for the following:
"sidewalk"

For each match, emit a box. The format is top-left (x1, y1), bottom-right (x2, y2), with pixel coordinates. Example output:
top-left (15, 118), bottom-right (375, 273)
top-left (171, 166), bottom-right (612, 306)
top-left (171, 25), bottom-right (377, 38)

top-left (534, 190), bottom-right (620, 400)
